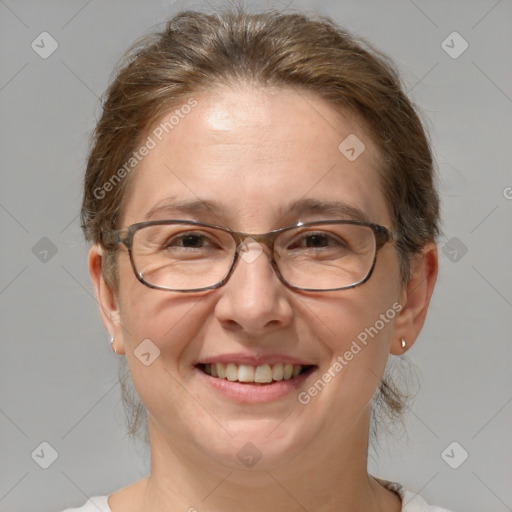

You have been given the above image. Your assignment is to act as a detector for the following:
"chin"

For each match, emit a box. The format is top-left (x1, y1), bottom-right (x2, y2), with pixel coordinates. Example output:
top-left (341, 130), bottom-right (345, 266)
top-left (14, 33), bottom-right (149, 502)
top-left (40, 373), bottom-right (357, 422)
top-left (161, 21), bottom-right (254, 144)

top-left (194, 418), bottom-right (314, 472)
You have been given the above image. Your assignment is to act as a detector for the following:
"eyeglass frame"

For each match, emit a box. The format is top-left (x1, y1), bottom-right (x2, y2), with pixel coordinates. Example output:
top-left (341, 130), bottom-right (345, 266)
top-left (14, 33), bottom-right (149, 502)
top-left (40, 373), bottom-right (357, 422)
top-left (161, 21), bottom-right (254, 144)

top-left (102, 219), bottom-right (399, 293)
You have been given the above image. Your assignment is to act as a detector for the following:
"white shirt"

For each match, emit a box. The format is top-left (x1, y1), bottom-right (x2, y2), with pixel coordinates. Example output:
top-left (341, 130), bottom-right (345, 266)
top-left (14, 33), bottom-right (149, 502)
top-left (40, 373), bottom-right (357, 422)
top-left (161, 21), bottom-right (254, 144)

top-left (60, 477), bottom-right (454, 511)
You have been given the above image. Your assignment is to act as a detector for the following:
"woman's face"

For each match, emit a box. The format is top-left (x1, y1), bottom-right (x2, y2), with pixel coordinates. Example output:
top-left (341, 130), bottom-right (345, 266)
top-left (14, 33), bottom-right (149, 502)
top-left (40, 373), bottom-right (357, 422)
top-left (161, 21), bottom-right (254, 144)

top-left (93, 85), bottom-right (419, 472)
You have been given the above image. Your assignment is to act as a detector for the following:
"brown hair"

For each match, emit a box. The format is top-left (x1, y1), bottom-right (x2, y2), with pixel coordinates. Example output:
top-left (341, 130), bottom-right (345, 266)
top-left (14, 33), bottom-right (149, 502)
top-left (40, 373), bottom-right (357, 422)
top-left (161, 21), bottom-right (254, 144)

top-left (81, 5), bottom-right (439, 447)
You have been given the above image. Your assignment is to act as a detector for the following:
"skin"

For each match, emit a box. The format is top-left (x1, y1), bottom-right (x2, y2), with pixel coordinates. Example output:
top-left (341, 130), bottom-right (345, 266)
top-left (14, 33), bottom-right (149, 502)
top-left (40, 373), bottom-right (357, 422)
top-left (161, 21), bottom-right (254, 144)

top-left (89, 84), bottom-right (438, 512)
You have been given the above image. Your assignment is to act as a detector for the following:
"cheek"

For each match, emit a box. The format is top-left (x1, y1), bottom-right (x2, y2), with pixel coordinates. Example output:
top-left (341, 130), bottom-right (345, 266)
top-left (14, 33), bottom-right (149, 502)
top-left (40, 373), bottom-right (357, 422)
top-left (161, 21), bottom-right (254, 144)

top-left (301, 253), bottom-right (402, 406)
top-left (309, 261), bottom-right (401, 354)
top-left (338, 256), bottom-right (402, 364)
top-left (117, 291), bottom-right (211, 426)
top-left (116, 254), bottom-right (204, 359)
top-left (301, 298), bottom-right (398, 418)
top-left (121, 292), bottom-right (207, 356)
top-left (319, 290), bottom-right (398, 368)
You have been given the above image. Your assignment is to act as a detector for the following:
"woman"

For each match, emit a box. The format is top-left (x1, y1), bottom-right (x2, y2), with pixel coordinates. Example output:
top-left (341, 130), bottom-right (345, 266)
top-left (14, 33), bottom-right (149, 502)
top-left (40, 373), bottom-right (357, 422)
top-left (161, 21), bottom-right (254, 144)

top-left (65, 5), bottom-right (453, 511)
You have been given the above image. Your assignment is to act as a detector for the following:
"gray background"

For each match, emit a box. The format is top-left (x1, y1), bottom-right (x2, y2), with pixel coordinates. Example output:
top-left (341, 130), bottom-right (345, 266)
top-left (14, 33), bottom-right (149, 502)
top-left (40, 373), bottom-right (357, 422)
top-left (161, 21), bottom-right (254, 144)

top-left (1, 0), bottom-right (511, 511)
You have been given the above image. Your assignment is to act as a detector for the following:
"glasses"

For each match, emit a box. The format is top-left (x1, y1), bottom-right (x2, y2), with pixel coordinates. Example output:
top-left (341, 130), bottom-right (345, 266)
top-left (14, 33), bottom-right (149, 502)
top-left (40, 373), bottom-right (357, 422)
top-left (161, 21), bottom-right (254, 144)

top-left (104, 219), bottom-right (398, 293)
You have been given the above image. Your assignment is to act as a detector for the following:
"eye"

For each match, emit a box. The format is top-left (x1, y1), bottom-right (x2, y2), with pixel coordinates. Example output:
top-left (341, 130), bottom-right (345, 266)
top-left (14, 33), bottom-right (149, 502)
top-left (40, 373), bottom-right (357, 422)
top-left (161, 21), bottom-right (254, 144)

top-left (163, 231), bottom-right (218, 249)
top-left (289, 231), bottom-right (349, 250)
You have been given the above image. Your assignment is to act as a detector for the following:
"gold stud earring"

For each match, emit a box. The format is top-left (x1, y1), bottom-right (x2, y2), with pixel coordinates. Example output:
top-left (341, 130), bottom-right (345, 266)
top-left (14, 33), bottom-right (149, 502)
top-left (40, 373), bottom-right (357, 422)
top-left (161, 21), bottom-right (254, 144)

top-left (400, 338), bottom-right (406, 349)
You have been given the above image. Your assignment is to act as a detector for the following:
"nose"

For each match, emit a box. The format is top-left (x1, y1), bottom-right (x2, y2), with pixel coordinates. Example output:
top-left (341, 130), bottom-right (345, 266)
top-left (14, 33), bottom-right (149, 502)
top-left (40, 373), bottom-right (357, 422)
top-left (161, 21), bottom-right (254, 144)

top-left (213, 239), bottom-right (293, 335)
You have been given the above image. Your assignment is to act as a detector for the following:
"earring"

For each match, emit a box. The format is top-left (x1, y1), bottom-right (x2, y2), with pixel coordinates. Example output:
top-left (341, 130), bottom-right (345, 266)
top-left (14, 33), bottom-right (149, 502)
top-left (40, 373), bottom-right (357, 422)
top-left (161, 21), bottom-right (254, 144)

top-left (400, 338), bottom-right (406, 349)
top-left (110, 336), bottom-right (117, 355)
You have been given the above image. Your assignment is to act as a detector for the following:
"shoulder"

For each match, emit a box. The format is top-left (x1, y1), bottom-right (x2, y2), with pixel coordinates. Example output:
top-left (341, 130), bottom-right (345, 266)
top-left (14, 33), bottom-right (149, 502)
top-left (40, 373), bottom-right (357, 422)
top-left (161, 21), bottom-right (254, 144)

top-left (60, 496), bottom-right (111, 512)
top-left (374, 477), bottom-right (455, 512)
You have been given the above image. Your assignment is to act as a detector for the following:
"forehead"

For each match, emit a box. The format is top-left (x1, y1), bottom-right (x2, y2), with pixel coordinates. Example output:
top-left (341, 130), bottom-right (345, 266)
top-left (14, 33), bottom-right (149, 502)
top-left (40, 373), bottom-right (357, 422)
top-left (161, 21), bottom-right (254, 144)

top-left (120, 85), bottom-right (390, 230)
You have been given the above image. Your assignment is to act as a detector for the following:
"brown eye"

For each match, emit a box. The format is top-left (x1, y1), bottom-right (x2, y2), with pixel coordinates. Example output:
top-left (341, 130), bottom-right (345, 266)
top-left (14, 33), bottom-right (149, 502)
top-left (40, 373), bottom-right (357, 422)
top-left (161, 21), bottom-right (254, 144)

top-left (294, 233), bottom-right (343, 248)
top-left (164, 232), bottom-right (215, 249)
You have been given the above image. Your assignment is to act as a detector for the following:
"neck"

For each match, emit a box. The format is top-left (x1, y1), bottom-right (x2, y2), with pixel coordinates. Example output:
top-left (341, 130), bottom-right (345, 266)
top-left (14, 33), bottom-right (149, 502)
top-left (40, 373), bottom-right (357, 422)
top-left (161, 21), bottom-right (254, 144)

top-left (131, 408), bottom-right (400, 512)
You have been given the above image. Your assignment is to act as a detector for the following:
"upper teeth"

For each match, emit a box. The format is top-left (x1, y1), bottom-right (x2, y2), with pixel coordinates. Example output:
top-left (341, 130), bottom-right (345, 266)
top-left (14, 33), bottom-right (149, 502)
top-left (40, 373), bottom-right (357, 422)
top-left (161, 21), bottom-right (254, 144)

top-left (203, 363), bottom-right (304, 383)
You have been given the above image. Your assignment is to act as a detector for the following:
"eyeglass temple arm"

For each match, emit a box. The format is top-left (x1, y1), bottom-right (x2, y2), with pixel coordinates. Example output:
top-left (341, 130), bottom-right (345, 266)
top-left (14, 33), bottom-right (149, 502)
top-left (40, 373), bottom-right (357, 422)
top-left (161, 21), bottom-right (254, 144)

top-left (375, 225), bottom-right (400, 248)
top-left (100, 228), bottom-right (125, 248)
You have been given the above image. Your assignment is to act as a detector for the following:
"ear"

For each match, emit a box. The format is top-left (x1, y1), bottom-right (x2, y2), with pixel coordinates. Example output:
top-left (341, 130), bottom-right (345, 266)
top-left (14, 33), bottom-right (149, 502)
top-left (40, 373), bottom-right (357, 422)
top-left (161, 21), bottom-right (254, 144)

top-left (390, 242), bottom-right (438, 355)
top-left (88, 243), bottom-right (126, 355)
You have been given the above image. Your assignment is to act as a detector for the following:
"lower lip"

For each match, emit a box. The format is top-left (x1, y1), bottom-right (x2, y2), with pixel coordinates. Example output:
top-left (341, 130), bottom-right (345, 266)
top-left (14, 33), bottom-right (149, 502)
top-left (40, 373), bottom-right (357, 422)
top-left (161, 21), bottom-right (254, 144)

top-left (195, 366), bottom-right (316, 403)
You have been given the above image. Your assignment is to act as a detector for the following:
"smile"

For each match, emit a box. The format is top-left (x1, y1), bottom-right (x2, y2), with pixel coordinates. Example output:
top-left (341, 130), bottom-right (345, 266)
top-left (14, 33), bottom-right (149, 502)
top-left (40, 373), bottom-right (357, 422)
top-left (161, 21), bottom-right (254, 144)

top-left (198, 362), bottom-right (312, 384)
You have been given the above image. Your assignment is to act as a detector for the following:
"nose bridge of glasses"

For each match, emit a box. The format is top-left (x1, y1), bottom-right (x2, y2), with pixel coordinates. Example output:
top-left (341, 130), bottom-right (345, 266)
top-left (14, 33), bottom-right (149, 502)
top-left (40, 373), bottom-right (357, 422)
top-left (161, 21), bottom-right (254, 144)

top-left (228, 231), bottom-right (283, 291)
top-left (231, 229), bottom-right (278, 255)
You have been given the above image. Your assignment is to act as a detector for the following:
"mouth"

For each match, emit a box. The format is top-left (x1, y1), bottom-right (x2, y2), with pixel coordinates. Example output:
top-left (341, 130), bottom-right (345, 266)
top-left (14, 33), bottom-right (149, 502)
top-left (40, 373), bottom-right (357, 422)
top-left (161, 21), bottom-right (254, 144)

top-left (196, 362), bottom-right (316, 384)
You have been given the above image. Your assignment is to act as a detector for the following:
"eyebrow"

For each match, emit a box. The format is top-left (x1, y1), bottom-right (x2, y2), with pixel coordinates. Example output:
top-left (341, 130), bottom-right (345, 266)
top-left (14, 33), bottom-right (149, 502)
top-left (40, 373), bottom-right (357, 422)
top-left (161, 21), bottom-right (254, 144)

top-left (143, 197), bottom-right (370, 224)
